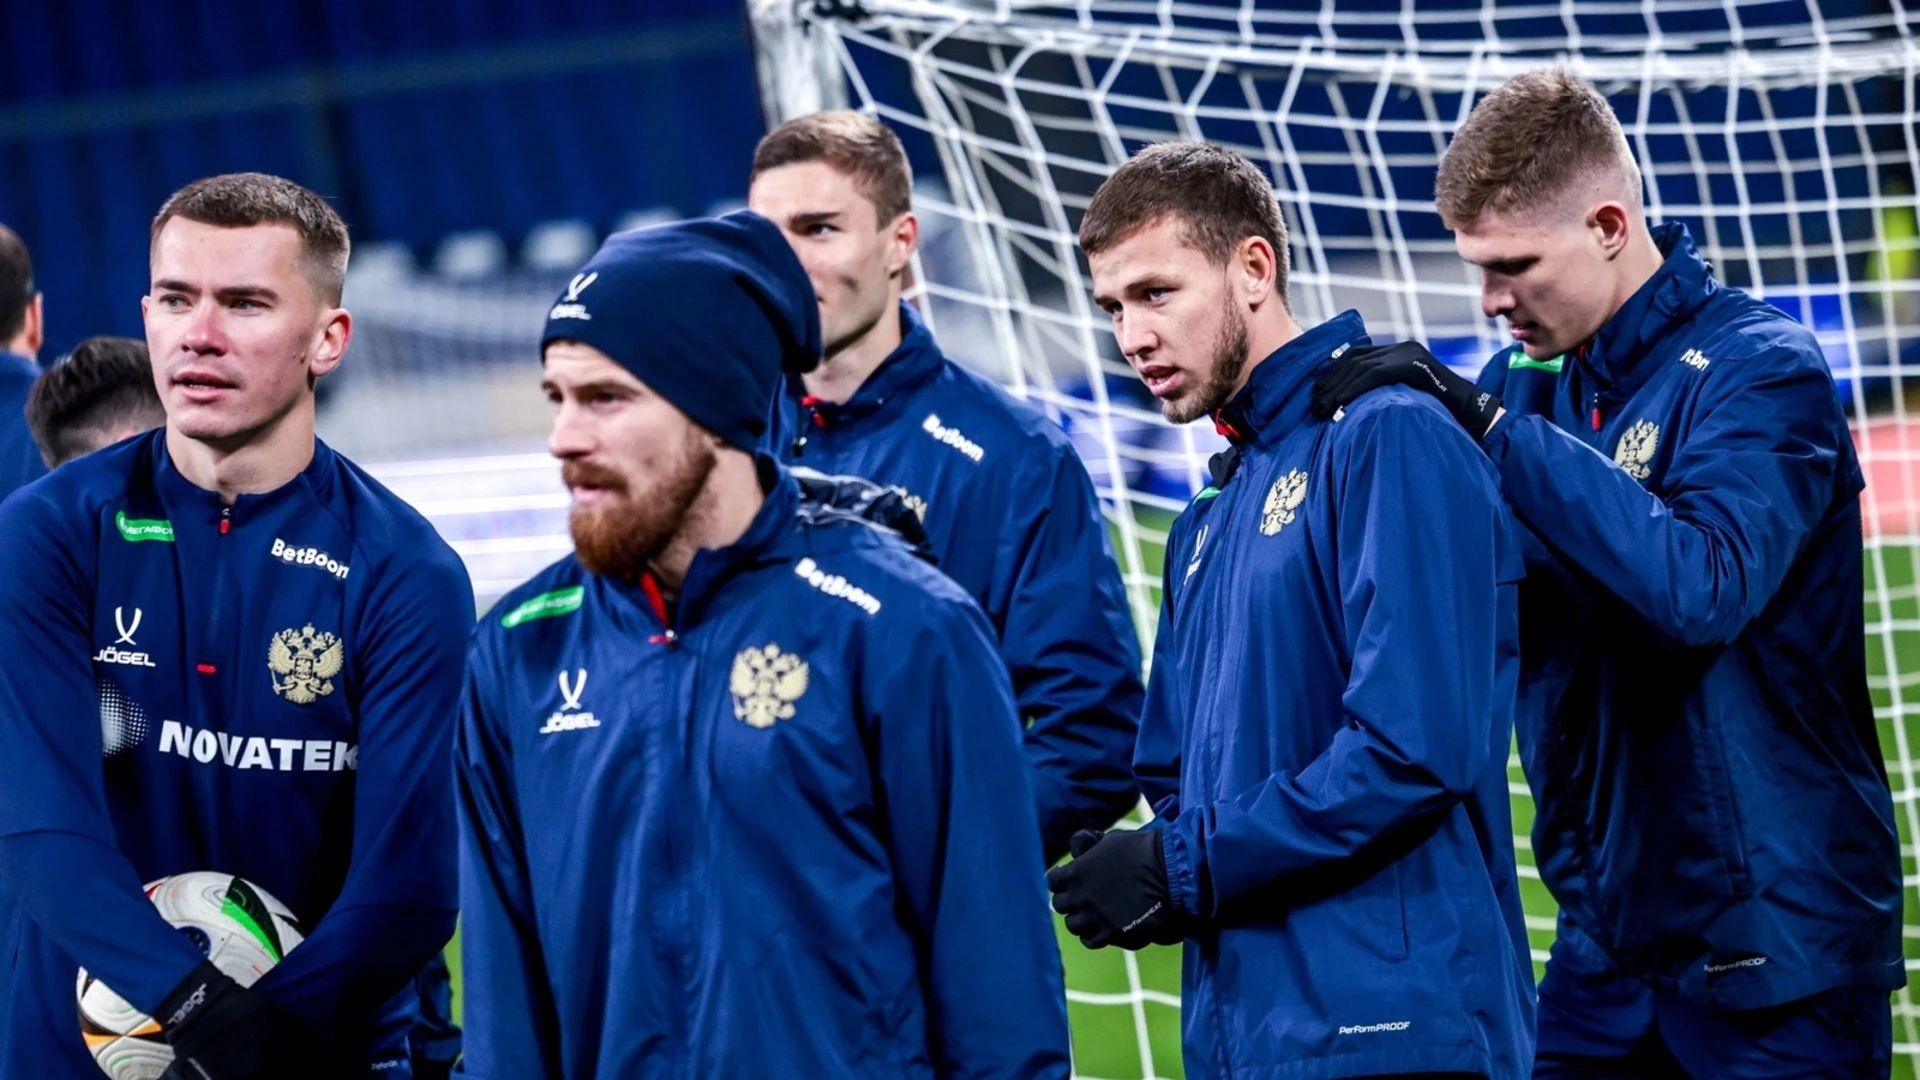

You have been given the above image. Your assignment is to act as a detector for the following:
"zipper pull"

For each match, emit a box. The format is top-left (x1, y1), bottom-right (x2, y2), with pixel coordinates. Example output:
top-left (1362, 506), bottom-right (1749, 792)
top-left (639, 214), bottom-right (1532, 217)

top-left (219, 508), bottom-right (231, 535)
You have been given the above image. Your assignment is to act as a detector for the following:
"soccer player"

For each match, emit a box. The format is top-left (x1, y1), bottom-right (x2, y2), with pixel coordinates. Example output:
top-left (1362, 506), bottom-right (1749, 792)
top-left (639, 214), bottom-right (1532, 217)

top-left (18, 329), bottom-right (464, 1079)
top-left (1313, 68), bottom-right (1903, 1077)
top-left (25, 335), bottom-right (165, 467)
top-left (0, 222), bottom-right (48, 497)
top-left (1046, 142), bottom-right (1534, 1079)
top-left (0, 173), bottom-right (472, 1079)
top-left (749, 111), bottom-right (1144, 863)
top-left (455, 212), bottom-right (1070, 1078)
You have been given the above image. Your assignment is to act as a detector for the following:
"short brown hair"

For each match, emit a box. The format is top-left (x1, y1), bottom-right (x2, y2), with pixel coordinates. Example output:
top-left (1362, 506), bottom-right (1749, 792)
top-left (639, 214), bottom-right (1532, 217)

top-left (1435, 68), bottom-right (1640, 229)
top-left (751, 111), bottom-right (912, 224)
top-left (150, 173), bottom-right (350, 305)
top-left (1079, 141), bottom-right (1290, 297)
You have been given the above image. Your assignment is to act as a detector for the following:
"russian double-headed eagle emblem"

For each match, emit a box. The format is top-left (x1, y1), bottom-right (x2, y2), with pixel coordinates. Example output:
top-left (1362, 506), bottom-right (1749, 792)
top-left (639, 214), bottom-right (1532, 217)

top-left (1260, 470), bottom-right (1310, 536)
top-left (730, 643), bottom-right (810, 729)
top-left (268, 624), bottom-right (344, 705)
top-left (1615, 420), bottom-right (1661, 482)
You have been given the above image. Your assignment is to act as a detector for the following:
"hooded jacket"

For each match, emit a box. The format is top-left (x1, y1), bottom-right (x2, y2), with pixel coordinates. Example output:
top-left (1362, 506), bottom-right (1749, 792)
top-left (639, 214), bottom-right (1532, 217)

top-left (455, 463), bottom-right (1071, 1080)
top-left (1477, 222), bottom-right (1903, 1008)
top-left (0, 431), bottom-right (470, 1076)
top-left (1142, 312), bottom-right (1534, 1079)
top-left (766, 303), bottom-right (1144, 863)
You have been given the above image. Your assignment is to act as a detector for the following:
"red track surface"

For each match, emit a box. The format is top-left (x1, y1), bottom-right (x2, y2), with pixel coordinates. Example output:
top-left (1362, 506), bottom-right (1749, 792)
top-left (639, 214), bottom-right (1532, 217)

top-left (1858, 420), bottom-right (1920, 538)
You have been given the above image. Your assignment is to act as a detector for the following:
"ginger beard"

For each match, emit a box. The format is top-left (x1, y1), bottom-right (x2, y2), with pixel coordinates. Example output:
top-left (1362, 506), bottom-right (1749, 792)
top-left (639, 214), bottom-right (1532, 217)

top-left (1163, 291), bottom-right (1252, 425)
top-left (565, 425), bottom-right (718, 579)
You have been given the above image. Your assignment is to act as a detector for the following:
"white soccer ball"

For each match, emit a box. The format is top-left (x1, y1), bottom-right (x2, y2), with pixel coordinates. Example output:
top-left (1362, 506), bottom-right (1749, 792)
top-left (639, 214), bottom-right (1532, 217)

top-left (77, 872), bottom-right (304, 1080)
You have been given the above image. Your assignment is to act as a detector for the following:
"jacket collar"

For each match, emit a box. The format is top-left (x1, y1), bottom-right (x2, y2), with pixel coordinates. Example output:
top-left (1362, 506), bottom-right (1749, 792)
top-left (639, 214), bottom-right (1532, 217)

top-left (149, 431), bottom-right (335, 526)
top-left (664, 455), bottom-right (800, 631)
top-left (1579, 221), bottom-right (1717, 390)
top-left (1213, 309), bottom-right (1371, 450)
top-left (0, 351), bottom-right (36, 380)
top-left (783, 302), bottom-right (944, 430)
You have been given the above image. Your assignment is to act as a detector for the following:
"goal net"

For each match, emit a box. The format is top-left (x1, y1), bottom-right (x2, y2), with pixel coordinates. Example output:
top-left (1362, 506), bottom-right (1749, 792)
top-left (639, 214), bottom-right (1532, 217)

top-left (745, 1), bottom-right (1919, 1076)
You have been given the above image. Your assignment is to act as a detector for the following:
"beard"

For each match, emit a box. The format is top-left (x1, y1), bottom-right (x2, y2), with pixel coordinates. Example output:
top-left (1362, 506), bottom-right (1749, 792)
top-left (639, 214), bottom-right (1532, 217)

top-left (566, 428), bottom-right (718, 579)
top-left (1161, 295), bottom-right (1251, 425)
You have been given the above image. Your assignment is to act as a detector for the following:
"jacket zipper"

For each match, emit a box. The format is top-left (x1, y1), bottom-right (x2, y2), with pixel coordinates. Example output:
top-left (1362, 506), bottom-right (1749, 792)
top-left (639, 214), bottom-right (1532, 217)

top-left (201, 507), bottom-right (232, 676)
top-left (790, 396), bottom-right (830, 457)
top-left (639, 572), bottom-right (679, 648)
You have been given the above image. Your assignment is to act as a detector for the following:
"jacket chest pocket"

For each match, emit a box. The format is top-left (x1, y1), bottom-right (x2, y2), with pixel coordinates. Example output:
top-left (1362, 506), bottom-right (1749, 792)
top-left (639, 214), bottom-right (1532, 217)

top-left (708, 647), bottom-right (869, 822)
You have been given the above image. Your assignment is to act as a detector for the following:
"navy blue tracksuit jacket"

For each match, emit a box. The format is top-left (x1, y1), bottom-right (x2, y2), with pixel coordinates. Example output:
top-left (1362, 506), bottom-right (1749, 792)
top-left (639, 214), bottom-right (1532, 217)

top-left (766, 303), bottom-right (1143, 862)
top-left (456, 464), bottom-right (1070, 1079)
top-left (1141, 312), bottom-right (1535, 1079)
top-left (0, 431), bottom-right (471, 1075)
top-left (1478, 222), bottom-right (1904, 1008)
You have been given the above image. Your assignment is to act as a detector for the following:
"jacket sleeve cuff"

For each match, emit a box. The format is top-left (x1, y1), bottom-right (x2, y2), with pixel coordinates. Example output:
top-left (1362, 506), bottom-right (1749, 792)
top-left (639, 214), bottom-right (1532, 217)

top-left (1158, 818), bottom-right (1204, 918)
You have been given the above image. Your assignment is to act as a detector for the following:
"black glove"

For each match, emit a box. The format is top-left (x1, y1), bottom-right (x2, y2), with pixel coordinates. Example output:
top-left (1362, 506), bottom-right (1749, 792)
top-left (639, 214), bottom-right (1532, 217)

top-left (1310, 341), bottom-right (1503, 440)
top-left (411, 1058), bottom-right (455, 1080)
top-left (1046, 828), bottom-right (1180, 950)
top-left (158, 960), bottom-right (337, 1080)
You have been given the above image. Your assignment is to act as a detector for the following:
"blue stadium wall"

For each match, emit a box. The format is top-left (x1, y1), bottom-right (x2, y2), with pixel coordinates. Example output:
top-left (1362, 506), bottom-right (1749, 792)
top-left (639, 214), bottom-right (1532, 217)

top-left (0, 0), bottom-right (767, 359)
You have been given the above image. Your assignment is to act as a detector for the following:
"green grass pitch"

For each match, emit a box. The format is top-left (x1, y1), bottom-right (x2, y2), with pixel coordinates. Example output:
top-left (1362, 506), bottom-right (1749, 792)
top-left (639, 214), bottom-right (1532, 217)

top-left (443, 533), bottom-right (1920, 1079)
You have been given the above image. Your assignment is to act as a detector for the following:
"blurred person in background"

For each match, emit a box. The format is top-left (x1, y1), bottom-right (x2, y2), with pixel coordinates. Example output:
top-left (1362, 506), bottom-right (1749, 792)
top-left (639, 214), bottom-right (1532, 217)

top-left (0, 223), bottom-right (48, 498)
top-left (25, 335), bottom-right (165, 468)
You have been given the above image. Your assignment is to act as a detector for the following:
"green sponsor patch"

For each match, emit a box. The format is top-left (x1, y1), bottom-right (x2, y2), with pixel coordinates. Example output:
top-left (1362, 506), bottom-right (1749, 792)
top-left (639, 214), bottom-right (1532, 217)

top-left (1508, 352), bottom-right (1565, 374)
top-left (115, 510), bottom-right (174, 543)
top-left (501, 586), bottom-right (584, 628)
top-left (1192, 486), bottom-right (1222, 502)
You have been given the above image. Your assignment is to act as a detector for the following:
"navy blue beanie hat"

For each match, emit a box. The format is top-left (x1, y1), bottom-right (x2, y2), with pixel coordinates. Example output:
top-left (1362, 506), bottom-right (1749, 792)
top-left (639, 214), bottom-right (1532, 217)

top-left (540, 210), bottom-right (822, 451)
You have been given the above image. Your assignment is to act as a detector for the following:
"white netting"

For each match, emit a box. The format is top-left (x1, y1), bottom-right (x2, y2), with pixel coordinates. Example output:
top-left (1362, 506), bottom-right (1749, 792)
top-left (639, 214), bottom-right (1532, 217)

top-left (747, 2), bottom-right (1920, 1076)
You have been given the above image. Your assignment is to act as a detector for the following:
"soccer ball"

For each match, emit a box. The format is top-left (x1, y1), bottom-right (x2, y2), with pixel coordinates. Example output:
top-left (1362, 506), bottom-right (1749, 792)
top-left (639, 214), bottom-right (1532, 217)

top-left (77, 872), bottom-right (304, 1080)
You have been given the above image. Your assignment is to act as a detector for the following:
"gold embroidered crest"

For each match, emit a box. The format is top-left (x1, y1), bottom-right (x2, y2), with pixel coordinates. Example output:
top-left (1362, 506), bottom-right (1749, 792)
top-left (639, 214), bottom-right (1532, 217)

top-left (729, 644), bottom-right (810, 729)
top-left (1260, 470), bottom-right (1309, 536)
top-left (1615, 420), bottom-right (1661, 482)
top-left (267, 624), bottom-right (344, 705)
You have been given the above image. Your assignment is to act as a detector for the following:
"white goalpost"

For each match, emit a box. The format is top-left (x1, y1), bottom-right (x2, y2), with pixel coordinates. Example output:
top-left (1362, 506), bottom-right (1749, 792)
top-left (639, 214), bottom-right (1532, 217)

top-left (748, 2), bottom-right (1920, 1076)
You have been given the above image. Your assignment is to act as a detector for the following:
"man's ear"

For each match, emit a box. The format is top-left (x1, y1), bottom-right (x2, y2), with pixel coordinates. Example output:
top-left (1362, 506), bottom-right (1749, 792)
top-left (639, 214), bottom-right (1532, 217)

top-left (1590, 201), bottom-right (1634, 261)
top-left (308, 307), bottom-right (352, 381)
top-left (886, 212), bottom-right (920, 278)
top-left (1239, 234), bottom-right (1280, 309)
top-left (21, 293), bottom-right (42, 357)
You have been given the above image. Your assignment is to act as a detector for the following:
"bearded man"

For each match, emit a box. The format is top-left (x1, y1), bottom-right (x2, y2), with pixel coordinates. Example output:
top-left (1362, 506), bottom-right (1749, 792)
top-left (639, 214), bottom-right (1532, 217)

top-left (1046, 142), bottom-right (1534, 1080)
top-left (453, 211), bottom-right (1070, 1080)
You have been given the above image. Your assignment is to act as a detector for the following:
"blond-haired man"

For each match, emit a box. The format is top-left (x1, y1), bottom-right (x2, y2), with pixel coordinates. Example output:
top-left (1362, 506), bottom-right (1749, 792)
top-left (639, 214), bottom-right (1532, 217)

top-left (1316, 68), bottom-right (1902, 1078)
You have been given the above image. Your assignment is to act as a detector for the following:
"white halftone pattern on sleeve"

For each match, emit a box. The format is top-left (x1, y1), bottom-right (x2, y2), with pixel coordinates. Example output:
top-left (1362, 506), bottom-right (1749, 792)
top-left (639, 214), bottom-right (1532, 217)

top-left (99, 681), bottom-right (149, 757)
